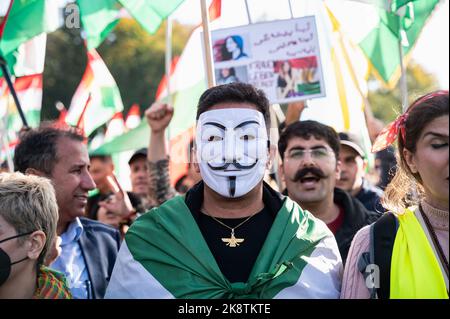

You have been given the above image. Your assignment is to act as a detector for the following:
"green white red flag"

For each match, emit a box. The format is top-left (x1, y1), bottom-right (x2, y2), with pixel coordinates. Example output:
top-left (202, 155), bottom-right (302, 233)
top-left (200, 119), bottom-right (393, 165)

top-left (66, 49), bottom-right (124, 136)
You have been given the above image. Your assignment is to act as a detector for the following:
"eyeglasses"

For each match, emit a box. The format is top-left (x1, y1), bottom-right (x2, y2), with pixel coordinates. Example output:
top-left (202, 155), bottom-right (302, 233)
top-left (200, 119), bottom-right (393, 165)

top-left (286, 148), bottom-right (334, 161)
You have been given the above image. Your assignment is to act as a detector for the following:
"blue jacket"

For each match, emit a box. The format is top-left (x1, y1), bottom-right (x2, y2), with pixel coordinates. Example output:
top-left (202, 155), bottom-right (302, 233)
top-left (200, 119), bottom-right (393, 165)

top-left (79, 217), bottom-right (121, 299)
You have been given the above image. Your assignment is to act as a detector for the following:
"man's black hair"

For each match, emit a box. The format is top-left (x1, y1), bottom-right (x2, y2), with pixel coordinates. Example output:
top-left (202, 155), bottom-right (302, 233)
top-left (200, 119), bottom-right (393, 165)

top-left (196, 82), bottom-right (271, 130)
top-left (14, 124), bottom-right (84, 175)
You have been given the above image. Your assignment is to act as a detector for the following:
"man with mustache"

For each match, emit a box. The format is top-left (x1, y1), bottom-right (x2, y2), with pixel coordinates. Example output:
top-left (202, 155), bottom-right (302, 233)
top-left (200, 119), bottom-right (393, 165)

top-left (14, 124), bottom-right (121, 299)
top-left (278, 121), bottom-right (379, 263)
top-left (105, 83), bottom-right (342, 299)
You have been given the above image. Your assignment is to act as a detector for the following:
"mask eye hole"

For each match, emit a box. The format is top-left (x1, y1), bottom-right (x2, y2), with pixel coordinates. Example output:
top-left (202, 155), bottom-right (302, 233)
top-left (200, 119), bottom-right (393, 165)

top-left (208, 136), bottom-right (223, 142)
top-left (240, 135), bottom-right (255, 141)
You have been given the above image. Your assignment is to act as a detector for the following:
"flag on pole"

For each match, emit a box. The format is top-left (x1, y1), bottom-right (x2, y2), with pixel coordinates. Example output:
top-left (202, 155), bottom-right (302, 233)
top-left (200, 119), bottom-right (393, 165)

top-left (91, 0), bottom-right (222, 186)
top-left (117, 0), bottom-right (186, 34)
top-left (92, 25), bottom-right (215, 185)
top-left (0, 0), bottom-right (61, 76)
top-left (327, 0), bottom-right (439, 88)
top-left (11, 33), bottom-right (48, 77)
top-left (77, 0), bottom-right (120, 50)
top-left (0, 74), bottom-right (43, 141)
top-left (104, 111), bottom-right (126, 142)
top-left (292, 1), bottom-right (372, 160)
top-left (104, 111), bottom-right (133, 191)
top-left (78, 0), bottom-right (188, 49)
top-left (66, 49), bottom-right (124, 136)
top-left (125, 104), bottom-right (141, 130)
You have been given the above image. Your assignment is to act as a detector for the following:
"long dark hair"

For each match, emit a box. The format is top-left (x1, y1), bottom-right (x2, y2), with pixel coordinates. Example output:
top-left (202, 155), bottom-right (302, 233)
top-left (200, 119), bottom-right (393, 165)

top-left (382, 91), bottom-right (449, 212)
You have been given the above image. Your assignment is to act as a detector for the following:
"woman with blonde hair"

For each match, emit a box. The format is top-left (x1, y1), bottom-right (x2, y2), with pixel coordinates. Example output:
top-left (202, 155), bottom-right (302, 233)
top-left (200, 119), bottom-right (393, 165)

top-left (341, 90), bottom-right (448, 299)
top-left (0, 172), bottom-right (71, 299)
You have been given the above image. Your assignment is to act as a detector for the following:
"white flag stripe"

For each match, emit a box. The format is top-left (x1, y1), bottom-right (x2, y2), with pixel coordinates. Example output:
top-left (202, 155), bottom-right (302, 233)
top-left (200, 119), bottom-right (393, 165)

top-left (17, 87), bottom-right (42, 112)
top-left (274, 235), bottom-right (342, 299)
top-left (105, 240), bottom-right (174, 299)
top-left (13, 33), bottom-right (47, 77)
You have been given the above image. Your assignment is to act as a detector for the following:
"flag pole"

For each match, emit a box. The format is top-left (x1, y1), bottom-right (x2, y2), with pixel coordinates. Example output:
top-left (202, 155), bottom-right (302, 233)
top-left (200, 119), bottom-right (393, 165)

top-left (0, 56), bottom-right (29, 128)
top-left (394, 7), bottom-right (409, 113)
top-left (288, 0), bottom-right (294, 18)
top-left (398, 39), bottom-right (408, 112)
top-left (243, 0), bottom-right (284, 191)
top-left (200, 0), bottom-right (215, 88)
top-left (0, 109), bottom-right (14, 172)
top-left (165, 17), bottom-right (173, 107)
top-left (244, 0), bottom-right (252, 24)
top-left (76, 93), bottom-right (92, 130)
top-left (165, 16), bottom-right (173, 148)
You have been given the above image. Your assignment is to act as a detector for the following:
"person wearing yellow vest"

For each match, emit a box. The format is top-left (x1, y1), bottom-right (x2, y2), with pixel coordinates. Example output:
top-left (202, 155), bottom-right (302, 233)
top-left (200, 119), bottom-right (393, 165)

top-left (341, 90), bottom-right (449, 299)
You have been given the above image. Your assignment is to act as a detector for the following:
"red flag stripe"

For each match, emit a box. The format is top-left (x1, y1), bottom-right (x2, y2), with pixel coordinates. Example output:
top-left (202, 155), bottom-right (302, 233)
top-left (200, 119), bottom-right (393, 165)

top-left (12, 74), bottom-right (43, 91)
top-left (155, 56), bottom-right (180, 100)
top-left (111, 111), bottom-right (124, 120)
top-left (0, 0), bottom-right (14, 39)
top-left (209, 0), bottom-right (221, 21)
top-left (126, 104), bottom-right (141, 118)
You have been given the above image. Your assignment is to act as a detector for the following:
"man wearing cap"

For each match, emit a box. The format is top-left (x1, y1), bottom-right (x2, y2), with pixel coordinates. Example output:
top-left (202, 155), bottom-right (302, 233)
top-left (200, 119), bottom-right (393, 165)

top-left (128, 148), bottom-right (152, 206)
top-left (336, 132), bottom-right (384, 213)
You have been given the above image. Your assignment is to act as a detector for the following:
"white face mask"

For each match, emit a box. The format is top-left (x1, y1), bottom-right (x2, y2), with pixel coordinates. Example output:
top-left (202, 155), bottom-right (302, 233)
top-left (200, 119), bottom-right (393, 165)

top-left (196, 108), bottom-right (269, 198)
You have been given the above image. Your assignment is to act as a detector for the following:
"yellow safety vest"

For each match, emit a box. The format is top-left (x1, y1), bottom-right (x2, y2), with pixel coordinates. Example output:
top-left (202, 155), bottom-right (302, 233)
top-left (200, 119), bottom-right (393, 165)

top-left (391, 208), bottom-right (448, 299)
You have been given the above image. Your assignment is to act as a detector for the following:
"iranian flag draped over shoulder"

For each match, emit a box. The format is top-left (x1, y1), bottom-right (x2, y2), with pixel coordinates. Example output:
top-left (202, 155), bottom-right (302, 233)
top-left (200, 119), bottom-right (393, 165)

top-left (105, 195), bottom-right (342, 299)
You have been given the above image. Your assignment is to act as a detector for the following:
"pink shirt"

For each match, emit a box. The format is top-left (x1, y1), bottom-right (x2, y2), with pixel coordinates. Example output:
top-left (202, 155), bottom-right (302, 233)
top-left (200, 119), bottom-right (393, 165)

top-left (341, 201), bottom-right (449, 299)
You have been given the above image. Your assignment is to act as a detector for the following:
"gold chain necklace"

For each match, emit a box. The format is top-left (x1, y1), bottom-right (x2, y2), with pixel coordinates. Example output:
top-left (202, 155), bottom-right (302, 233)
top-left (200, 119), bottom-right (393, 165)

top-left (202, 210), bottom-right (258, 248)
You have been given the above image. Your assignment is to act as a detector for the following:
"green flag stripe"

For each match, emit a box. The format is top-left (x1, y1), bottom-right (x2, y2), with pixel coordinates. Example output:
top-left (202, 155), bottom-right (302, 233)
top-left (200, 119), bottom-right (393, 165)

top-left (0, 0), bottom-right (59, 57)
top-left (77, 0), bottom-right (120, 50)
top-left (125, 195), bottom-right (333, 298)
top-left (118, 0), bottom-right (185, 34)
top-left (359, 0), bottom-right (439, 84)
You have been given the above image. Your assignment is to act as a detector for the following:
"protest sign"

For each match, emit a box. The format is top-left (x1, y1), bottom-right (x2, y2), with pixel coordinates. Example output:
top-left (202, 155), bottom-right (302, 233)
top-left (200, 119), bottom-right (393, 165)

top-left (210, 16), bottom-right (325, 104)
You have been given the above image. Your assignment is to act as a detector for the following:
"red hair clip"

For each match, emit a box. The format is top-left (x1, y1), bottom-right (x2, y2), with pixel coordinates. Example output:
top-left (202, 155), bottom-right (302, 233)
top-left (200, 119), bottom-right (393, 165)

top-left (372, 90), bottom-right (449, 153)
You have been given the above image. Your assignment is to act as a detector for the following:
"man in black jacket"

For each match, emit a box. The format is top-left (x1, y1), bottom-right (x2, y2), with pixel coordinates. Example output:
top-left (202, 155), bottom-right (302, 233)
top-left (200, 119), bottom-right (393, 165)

top-left (279, 120), bottom-right (380, 263)
top-left (14, 124), bottom-right (121, 299)
top-left (336, 132), bottom-right (384, 213)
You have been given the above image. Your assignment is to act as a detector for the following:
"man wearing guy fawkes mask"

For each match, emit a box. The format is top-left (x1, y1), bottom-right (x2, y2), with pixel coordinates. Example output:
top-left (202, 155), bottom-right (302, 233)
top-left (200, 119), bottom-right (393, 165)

top-left (105, 83), bottom-right (342, 299)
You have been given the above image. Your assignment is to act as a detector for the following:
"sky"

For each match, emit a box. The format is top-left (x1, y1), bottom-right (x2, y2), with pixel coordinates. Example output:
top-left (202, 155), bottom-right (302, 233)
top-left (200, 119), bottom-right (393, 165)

top-left (171, 0), bottom-right (449, 89)
top-left (0, 0), bottom-right (447, 88)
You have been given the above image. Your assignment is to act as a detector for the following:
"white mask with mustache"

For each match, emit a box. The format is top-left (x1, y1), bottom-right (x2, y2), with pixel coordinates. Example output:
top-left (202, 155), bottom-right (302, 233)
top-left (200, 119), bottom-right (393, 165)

top-left (196, 108), bottom-right (269, 198)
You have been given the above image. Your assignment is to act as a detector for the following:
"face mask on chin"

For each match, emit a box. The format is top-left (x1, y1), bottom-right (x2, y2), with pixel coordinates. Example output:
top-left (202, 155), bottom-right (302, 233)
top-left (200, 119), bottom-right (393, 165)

top-left (0, 232), bottom-right (32, 287)
top-left (196, 108), bottom-right (269, 198)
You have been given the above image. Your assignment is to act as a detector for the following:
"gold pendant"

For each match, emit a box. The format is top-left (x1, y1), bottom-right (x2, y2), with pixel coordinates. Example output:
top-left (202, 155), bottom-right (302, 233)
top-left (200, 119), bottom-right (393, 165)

top-left (222, 230), bottom-right (244, 248)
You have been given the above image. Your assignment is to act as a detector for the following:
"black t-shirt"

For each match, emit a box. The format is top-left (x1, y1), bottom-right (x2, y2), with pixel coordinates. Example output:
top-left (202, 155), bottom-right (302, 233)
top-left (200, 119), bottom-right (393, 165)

top-left (185, 182), bottom-right (283, 283)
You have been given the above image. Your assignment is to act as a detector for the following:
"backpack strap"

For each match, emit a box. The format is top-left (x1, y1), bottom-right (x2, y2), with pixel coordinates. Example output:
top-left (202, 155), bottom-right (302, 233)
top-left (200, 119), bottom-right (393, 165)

top-left (372, 212), bottom-right (398, 299)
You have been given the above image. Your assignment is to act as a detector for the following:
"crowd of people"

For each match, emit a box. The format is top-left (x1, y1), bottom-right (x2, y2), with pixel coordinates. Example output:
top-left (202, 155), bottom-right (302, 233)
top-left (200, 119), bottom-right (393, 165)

top-left (0, 82), bottom-right (448, 299)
